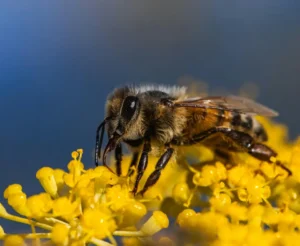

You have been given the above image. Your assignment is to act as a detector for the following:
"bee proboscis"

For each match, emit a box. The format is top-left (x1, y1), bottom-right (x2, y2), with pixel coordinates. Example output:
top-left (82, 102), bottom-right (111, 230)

top-left (95, 85), bottom-right (291, 195)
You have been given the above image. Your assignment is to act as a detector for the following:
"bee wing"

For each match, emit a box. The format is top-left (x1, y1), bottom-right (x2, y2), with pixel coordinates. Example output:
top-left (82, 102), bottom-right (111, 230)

top-left (174, 95), bottom-right (278, 117)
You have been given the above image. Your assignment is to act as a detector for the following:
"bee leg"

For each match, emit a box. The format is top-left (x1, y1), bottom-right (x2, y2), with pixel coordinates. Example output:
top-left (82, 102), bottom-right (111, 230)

top-left (216, 129), bottom-right (274, 161)
top-left (274, 160), bottom-right (292, 176)
top-left (247, 142), bottom-right (290, 174)
top-left (115, 143), bottom-right (122, 176)
top-left (216, 129), bottom-right (292, 176)
top-left (138, 146), bottom-right (174, 196)
top-left (193, 127), bottom-right (266, 156)
top-left (127, 152), bottom-right (139, 177)
top-left (192, 127), bottom-right (292, 175)
top-left (191, 127), bottom-right (231, 142)
top-left (249, 143), bottom-right (292, 175)
top-left (132, 138), bottom-right (151, 195)
top-left (214, 149), bottom-right (232, 163)
top-left (247, 143), bottom-right (277, 162)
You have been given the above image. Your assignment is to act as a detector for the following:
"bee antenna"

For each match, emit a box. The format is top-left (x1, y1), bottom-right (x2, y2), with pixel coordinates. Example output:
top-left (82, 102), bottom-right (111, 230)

top-left (95, 118), bottom-right (109, 167)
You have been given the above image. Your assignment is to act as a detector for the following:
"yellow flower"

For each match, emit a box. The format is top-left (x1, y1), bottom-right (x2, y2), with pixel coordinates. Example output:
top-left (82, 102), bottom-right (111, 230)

top-left (81, 206), bottom-right (117, 239)
top-left (176, 209), bottom-right (196, 229)
top-left (106, 184), bottom-right (131, 212)
top-left (118, 200), bottom-right (147, 228)
top-left (36, 167), bottom-right (58, 197)
top-left (172, 182), bottom-right (191, 205)
top-left (1, 117), bottom-right (300, 245)
top-left (52, 197), bottom-right (80, 221)
top-left (4, 235), bottom-right (25, 246)
top-left (122, 237), bottom-right (142, 246)
top-left (26, 193), bottom-right (53, 218)
top-left (0, 226), bottom-right (5, 239)
top-left (209, 193), bottom-right (231, 213)
top-left (51, 223), bottom-right (70, 246)
top-left (3, 184), bottom-right (23, 198)
top-left (140, 211), bottom-right (169, 236)
top-left (4, 189), bottom-right (31, 217)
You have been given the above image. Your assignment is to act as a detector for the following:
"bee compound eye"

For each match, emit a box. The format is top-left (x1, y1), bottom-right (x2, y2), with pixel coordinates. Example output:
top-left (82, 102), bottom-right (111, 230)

top-left (121, 96), bottom-right (139, 121)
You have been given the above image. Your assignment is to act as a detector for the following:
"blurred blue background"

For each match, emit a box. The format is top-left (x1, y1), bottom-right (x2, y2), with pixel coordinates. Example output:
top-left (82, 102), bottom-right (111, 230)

top-left (0, 1), bottom-right (300, 232)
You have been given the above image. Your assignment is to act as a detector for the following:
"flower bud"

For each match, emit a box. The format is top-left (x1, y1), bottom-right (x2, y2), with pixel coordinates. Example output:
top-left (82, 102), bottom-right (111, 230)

top-left (140, 211), bottom-right (169, 236)
top-left (7, 191), bottom-right (26, 207)
top-left (3, 184), bottom-right (22, 199)
top-left (210, 193), bottom-right (231, 212)
top-left (27, 193), bottom-right (53, 218)
top-left (0, 203), bottom-right (8, 217)
top-left (36, 167), bottom-right (58, 197)
top-left (51, 223), bottom-right (69, 246)
top-left (172, 183), bottom-right (190, 204)
top-left (4, 235), bottom-right (25, 246)
top-left (0, 226), bottom-right (5, 238)
top-left (176, 209), bottom-right (196, 228)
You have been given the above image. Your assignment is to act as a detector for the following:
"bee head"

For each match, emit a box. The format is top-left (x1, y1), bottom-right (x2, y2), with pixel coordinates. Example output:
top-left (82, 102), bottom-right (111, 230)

top-left (95, 87), bottom-right (142, 169)
top-left (106, 95), bottom-right (141, 138)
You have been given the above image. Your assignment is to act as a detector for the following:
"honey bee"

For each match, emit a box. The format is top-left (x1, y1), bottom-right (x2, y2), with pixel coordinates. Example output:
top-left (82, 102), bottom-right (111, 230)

top-left (95, 85), bottom-right (291, 195)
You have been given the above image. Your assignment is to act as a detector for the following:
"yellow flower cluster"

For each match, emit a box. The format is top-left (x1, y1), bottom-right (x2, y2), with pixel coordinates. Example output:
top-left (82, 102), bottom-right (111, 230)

top-left (1, 117), bottom-right (300, 246)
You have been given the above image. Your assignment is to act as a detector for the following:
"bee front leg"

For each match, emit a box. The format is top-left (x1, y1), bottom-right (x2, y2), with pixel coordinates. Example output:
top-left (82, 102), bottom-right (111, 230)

top-left (115, 143), bottom-right (122, 176)
top-left (127, 152), bottom-right (139, 177)
top-left (132, 138), bottom-right (151, 195)
top-left (138, 145), bottom-right (174, 196)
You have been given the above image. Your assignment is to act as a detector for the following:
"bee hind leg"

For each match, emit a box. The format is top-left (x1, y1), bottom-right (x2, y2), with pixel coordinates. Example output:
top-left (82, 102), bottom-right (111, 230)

top-left (138, 145), bottom-right (174, 196)
top-left (274, 160), bottom-right (292, 176)
top-left (196, 127), bottom-right (274, 162)
top-left (248, 143), bottom-right (292, 176)
top-left (192, 127), bottom-right (292, 176)
top-left (220, 129), bottom-right (292, 176)
top-left (247, 143), bottom-right (275, 162)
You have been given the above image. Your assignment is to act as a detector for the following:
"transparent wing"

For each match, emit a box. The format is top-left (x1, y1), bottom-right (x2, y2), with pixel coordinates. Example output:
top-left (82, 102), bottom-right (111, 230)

top-left (174, 95), bottom-right (278, 117)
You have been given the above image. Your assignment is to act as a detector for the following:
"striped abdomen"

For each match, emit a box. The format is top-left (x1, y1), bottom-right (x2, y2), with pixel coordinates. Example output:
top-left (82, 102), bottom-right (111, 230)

top-left (187, 108), bottom-right (268, 142)
top-left (229, 111), bottom-right (268, 142)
